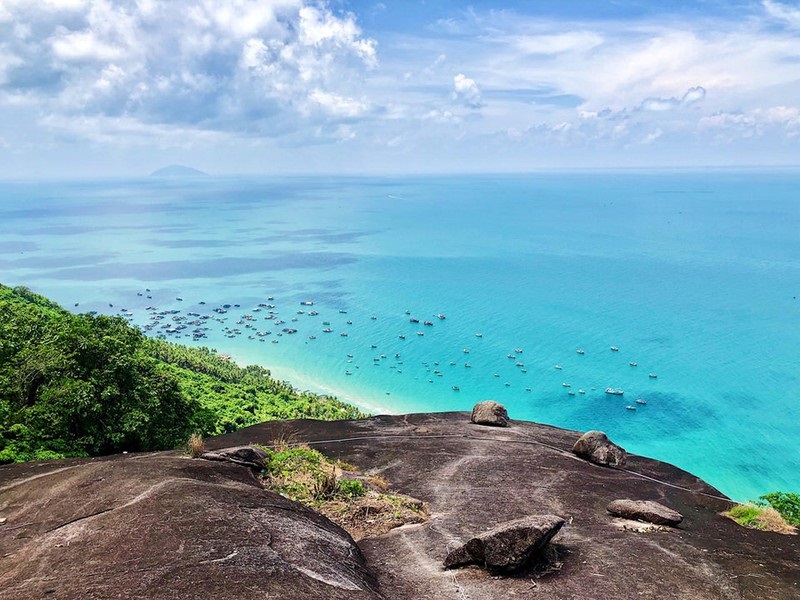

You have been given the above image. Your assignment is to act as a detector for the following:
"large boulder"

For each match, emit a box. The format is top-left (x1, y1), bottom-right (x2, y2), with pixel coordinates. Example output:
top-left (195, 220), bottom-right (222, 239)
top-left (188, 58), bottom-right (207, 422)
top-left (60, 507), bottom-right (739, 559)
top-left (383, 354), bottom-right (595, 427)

top-left (470, 401), bottom-right (510, 427)
top-left (607, 499), bottom-right (684, 527)
top-left (0, 456), bottom-right (379, 600)
top-left (444, 515), bottom-right (565, 574)
top-left (200, 445), bottom-right (269, 470)
top-left (572, 430), bottom-right (627, 467)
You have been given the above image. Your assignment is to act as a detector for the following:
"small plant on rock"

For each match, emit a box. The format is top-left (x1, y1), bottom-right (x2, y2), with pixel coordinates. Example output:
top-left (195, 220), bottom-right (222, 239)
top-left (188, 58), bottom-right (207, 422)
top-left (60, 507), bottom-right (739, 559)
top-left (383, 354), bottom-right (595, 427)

top-left (727, 503), bottom-right (795, 534)
top-left (187, 433), bottom-right (205, 458)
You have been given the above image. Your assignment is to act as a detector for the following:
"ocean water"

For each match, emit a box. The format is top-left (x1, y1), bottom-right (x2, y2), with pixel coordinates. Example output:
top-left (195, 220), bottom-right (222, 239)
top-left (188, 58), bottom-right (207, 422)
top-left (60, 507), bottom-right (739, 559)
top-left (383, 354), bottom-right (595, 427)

top-left (1, 171), bottom-right (798, 501)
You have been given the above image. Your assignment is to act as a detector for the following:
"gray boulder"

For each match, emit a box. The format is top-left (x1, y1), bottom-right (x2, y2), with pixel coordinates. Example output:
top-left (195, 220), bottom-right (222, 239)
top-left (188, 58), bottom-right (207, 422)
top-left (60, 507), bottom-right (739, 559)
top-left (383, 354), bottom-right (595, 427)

top-left (444, 515), bottom-right (565, 574)
top-left (200, 445), bottom-right (269, 470)
top-left (471, 401), bottom-right (510, 427)
top-left (572, 430), bottom-right (627, 467)
top-left (607, 499), bottom-right (684, 526)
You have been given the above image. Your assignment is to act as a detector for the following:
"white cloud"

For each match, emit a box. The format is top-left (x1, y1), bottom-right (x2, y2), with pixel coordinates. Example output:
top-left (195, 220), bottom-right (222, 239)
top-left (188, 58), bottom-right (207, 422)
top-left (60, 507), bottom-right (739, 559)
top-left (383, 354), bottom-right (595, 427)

top-left (763, 0), bottom-right (800, 29)
top-left (509, 31), bottom-right (604, 55)
top-left (0, 0), bottom-right (378, 142)
top-left (307, 89), bottom-right (368, 118)
top-left (640, 86), bottom-right (706, 111)
top-left (452, 73), bottom-right (482, 108)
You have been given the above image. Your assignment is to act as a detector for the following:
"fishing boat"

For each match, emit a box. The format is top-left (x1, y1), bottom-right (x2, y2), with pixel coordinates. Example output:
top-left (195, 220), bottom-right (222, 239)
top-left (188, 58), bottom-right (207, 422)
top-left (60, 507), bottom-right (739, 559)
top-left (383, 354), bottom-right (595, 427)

top-left (605, 388), bottom-right (624, 395)
top-left (649, 373), bottom-right (658, 378)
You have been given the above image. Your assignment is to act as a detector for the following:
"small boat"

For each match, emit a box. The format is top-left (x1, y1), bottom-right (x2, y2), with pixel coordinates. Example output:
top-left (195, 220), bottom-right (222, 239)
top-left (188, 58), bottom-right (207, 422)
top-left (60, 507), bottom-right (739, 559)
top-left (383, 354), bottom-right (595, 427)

top-left (410, 317), bottom-right (419, 323)
top-left (494, 373), bottom-right (500, 377)
top-left (568, 390), bottom-right (575, 396)
top-left (417, 331), bottom-right (424, 336)
top-left (345, 370), bottom-right (352, 375)
top-left (507, 354), bottom-right (516, 359)
top-left (437, 314), bottom-right (446, 320)
top-left (515, 362), bottom-right (524, 367)
top-left (629, 362), bottom-right (638, 367)
top-left (475, 332), bottom-right (483, 337)
top-left (301, 301), bottom-right (313, 306)
top-left (452, 385), bottom-right (460, 391)
top-left (347, 353), bottom-right (354, 358)
top-left (626, 405), bottom-right (637, 411)
top-left (649, 373), bottom-right (658, 378)
top-left (449, 361), bottom-right (456, 365)
top-left (610, 346), bottom-right (619, 352)
top-left (463, 348), bottom-right (470, 353)
top-left (562, 382), bottom-right (571, 388)
top-left (339, 309), bottom-right (347, 314)
top-left (554, 365), bottom-right (562, 370)
top-left (605, 388), bottom-right (624, 395)
top-left (322, 328), bottom-right (333, 333)
top-left (576, 349), bottom-right (585, 355)
top-left (423, 320), bottom-right (433, 326)
top-left (371, 315), bottom-right (377, 320)
top-left (635, 398), bottom-right (647, 405)
top-left (525, 387), bottom-right (532, 392)
top-left (464, 363), bottom-right (472, 368)
top-left (578, 389), bottom-right (585, 394)
top-left (399, 334), bottom-right (406, 339)
top-left (514, 348), bottom-right (523, 354)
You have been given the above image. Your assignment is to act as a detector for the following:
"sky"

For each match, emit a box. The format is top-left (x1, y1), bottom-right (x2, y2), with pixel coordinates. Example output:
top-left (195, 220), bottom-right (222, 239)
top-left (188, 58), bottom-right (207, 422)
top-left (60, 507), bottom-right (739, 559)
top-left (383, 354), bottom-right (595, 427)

top-left (0, 0), bottom-right (799, 177)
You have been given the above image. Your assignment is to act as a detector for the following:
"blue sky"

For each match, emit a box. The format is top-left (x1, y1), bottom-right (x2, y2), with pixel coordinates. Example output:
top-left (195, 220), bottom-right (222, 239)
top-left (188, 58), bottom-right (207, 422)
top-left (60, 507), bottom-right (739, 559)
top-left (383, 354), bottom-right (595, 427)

top-left (1, 0), bottom-right (799, 177)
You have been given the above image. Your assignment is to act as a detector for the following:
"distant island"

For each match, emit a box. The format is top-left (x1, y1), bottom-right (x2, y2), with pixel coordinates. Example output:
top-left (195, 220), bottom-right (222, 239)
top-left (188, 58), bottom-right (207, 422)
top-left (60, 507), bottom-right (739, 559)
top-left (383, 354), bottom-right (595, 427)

top-left (150, 164), bottom-right (209, 177)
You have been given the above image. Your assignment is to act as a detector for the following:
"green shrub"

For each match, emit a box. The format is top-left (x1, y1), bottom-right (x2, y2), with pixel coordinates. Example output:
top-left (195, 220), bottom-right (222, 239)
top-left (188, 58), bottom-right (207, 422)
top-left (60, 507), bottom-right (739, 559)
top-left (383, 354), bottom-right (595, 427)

top-left (337, 478), bottom-right (366, 498)
top-left (757, 492), bottom-right (800, 526)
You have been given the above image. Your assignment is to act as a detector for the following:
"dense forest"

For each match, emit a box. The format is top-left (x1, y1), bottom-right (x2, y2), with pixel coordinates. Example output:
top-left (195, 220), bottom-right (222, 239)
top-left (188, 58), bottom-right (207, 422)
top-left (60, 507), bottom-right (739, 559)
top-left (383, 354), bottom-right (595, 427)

top-left (0, 284), bottom-right (367, 463)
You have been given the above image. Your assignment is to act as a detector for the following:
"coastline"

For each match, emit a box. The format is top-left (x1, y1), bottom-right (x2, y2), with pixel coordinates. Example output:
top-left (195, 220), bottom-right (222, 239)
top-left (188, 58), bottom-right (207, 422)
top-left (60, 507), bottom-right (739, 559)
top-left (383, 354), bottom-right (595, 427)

top-left (226, 349), bottom-right (403, 417)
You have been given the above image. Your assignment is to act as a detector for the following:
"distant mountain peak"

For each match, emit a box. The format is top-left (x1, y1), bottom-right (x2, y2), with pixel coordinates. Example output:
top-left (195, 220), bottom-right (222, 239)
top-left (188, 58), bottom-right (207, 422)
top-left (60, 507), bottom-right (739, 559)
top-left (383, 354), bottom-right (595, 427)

top-left (150, 165), bottom-right (208, 177)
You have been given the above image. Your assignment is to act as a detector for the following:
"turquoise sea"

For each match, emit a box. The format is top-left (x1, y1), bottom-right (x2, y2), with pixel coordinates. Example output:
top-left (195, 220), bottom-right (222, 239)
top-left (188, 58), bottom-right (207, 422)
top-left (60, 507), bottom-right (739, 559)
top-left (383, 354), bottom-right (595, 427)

top-left (1, 171), bottom-right (798, 501)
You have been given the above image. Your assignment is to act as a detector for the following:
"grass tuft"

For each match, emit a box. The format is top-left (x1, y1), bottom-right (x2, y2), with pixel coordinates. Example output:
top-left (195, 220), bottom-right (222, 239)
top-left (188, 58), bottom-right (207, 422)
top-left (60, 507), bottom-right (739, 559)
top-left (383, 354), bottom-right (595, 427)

top-left (187, 433), bottom-right (205, 458)
top-left (726, 503), bottom-right (796, 534)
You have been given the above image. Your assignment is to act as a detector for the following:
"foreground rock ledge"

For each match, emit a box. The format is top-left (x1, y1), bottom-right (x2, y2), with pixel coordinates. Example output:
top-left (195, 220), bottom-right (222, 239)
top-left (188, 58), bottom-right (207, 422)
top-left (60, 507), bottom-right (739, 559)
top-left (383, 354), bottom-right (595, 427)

top-left (444, 515), bottom-right (566, 574)
top-left (2, 412), bottom-right (799, 600)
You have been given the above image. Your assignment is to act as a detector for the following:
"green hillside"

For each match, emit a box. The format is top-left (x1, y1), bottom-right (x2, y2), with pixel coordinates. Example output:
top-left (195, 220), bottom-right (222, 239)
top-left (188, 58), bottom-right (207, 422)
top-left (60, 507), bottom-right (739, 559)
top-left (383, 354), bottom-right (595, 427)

top-left (0, 284), bottom-right (366, 463)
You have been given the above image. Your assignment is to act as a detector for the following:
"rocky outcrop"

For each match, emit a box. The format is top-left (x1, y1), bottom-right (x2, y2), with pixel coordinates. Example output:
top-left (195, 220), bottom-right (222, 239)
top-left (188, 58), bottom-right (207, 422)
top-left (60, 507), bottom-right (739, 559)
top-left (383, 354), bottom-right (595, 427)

top-left (200, 445), bottom-right (269, 470)
top-left (444, 515), bottom-right (565, 573)
top-left (607, 499), bottom-right (684, 526)
top-left (470, 401), bottom-right (509, 427)
top-left (0, 456), bottom-right (378, 600)
top-left (572, 430), bottom-right (627, 467)
top-left (2, 413), bottom-right (799, 599)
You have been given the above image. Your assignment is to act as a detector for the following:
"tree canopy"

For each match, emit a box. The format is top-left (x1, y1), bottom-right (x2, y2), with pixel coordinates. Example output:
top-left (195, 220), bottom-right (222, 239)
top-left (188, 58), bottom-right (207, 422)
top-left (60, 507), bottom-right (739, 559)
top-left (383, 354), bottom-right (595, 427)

top-left (0, 284), bottom-right (366, 463)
